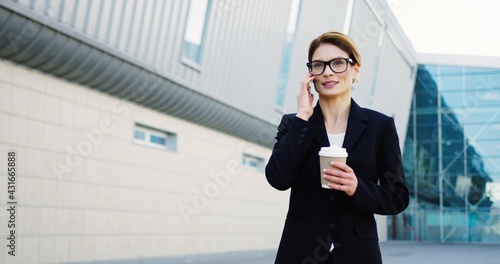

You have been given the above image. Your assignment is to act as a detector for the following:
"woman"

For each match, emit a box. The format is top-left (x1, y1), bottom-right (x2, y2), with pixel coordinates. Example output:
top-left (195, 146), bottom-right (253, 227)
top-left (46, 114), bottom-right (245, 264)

top-left (265, 30), bottom-right (409, 264)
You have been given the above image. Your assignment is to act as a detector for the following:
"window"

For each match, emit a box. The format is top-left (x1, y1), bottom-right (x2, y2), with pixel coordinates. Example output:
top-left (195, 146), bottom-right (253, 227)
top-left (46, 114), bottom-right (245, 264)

top-left (133, 123), bottom-right (177, 152)
top-left (182, 0), bottom-right (210, 66)
top-left (275, 0), bottom-right (302, 109)
top-left (242, 153), bottom-right (265, 172)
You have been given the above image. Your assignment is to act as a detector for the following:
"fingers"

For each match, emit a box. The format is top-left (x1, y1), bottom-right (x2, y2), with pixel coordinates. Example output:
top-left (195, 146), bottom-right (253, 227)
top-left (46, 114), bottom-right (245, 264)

top-left (324, 175), bottom-right (357, 196)
top-left (300, 72), bottom-right (315, 94)
top-left (296, 72), bottom-right (315, 121)
top-left (329, 161), bottom-right (353, 173)
top-left (323, 164), bottom-right (353, 180)
top-left (323, 163), bottom-right (357, 196)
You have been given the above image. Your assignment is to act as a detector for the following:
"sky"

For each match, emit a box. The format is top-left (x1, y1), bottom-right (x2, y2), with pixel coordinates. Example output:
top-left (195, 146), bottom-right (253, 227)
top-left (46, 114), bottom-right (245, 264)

top-left (387, 0), bottom-right (500, 57)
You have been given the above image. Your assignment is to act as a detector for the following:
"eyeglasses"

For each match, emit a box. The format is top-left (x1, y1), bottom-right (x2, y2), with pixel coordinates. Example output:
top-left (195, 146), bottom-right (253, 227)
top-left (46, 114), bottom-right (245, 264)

top-left (306, 58), bottom-right (354, 76)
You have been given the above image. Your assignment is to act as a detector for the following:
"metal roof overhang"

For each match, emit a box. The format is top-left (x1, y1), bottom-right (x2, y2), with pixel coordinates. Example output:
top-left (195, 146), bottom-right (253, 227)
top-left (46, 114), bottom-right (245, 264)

top-left (0, 5), bottom-right (277, 148)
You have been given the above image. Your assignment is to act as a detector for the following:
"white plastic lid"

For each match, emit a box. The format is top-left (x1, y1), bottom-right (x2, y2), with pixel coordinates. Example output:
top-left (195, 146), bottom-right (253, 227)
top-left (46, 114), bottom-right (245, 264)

top-left (318, 145), bottom-right (348, 157)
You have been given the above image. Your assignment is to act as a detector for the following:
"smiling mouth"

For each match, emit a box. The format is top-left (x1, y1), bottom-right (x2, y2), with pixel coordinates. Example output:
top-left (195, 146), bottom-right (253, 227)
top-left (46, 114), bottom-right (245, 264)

top-left (322, 81), bottom-right (337, 87)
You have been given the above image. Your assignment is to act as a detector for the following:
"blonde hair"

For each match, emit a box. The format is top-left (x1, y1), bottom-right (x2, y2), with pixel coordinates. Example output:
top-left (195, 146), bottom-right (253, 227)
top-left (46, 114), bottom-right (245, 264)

top-left (308, 31), bottom-right (361, 67)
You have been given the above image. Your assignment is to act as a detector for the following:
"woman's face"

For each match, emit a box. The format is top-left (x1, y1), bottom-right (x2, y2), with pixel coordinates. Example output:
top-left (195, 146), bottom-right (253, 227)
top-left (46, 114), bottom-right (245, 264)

top-left (311, 43), bottom-right (359, 99)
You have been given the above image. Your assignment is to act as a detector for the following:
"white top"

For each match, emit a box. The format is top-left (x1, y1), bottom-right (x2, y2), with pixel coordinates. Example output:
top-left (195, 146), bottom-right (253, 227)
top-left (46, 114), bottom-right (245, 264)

top-left (327, 132), bottom-right (345, 147)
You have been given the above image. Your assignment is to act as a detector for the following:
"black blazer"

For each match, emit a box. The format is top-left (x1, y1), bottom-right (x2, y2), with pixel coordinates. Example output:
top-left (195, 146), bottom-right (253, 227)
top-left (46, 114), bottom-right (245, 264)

top-left (265, 99), bottom-right (409, 264)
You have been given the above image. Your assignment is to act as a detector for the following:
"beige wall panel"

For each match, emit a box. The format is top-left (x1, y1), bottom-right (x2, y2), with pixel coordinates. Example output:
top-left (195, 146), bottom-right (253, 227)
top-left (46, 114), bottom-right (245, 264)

top-left (0, 60), bottom-right (287, 263)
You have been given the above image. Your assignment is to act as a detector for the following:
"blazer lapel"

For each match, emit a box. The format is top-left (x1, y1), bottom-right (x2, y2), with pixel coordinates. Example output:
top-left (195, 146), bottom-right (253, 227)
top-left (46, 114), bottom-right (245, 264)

top-left (343, 99), bottom-right (368, 152)
top-left (310, 103), bottom-right (330, 148)
top-left (310, 99), bottom-right (367, 151)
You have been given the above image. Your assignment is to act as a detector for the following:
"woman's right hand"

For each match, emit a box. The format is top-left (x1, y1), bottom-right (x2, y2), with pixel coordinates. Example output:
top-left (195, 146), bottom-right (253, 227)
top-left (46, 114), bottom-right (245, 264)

top-left (296, 72), bottom-right (315, 121)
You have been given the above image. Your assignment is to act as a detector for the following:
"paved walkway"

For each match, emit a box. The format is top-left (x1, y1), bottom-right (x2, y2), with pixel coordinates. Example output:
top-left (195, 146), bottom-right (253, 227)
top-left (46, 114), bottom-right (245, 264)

top-left (380, 242), bottom-right (500, 264)
top-left (77, 242), bottom-right (500, 264)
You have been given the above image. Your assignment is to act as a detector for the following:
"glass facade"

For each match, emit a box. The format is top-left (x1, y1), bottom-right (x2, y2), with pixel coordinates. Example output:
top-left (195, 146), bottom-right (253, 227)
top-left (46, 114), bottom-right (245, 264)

top-left (391, 64), bottom-right (500, 243)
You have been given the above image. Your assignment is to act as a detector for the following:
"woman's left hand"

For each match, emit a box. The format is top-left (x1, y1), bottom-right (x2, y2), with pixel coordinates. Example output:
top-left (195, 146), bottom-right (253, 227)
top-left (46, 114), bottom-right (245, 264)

top-left (323, 162), bottom-right (358, 196)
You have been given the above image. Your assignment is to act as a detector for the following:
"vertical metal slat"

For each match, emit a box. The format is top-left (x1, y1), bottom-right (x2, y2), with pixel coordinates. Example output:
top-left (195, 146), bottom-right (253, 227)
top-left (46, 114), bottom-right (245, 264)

top-left (142, 0), bottom-right (157, 61)
top-left (125, 0), bottom-right (138, 54)
top-left (104, 0), bottom-right (116, 44)
top-left (82, 0), bottom-right (91, 33)
top-left (151, 0), bottom-right (166, 68)
top-left (133, 0), bottom-right (149, 58)
top-left (94, 0), bottom-right (104, 39)
top-left (114, 0), bottom-right (126, 49)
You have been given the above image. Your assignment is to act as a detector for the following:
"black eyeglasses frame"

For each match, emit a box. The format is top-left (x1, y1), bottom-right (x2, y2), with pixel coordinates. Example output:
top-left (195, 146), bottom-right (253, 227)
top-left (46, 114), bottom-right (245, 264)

top-left (306, 57), bottom-right (354, 76)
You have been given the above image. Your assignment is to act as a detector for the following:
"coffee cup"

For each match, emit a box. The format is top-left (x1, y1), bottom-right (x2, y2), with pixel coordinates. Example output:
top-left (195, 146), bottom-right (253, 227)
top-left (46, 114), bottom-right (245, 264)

top-left (318, 145), bottom-right (348, 189)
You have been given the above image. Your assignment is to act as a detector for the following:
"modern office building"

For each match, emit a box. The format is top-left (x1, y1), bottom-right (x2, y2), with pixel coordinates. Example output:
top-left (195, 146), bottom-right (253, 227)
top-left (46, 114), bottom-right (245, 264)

top-left (0, 0), bottom-right (497, 263)
top-left (391, 54), bottom-right (500, 243)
